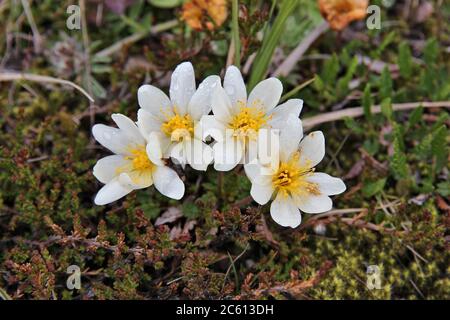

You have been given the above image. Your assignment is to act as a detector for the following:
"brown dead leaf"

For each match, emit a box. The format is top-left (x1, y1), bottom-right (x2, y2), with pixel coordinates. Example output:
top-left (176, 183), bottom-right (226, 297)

top-left (155, 207), bottom-right (183, 226)
top-left (343, 159), bottom-right (365, 180)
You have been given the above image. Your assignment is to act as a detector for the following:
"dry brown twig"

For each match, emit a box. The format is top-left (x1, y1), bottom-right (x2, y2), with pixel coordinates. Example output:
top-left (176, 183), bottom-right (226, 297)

top-left (95, 19), bottom-right (178, 58)
top-left (0, 72), bottom-right (94, 102)
top-left (272, 22), bottom-right (330, 77)
top-left (302, 101), bottom-right (450, 130)
top-left (21, 0), bottom-right (43, 53)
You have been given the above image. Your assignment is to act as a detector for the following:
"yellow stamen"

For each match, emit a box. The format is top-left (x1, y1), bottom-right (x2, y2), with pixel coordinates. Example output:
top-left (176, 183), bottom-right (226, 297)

top-left (272, 152), bottom-right (320, 198)
top-left (124, 146), bottom-right (154, 172)
top-left (228, 100), bottom-right (270, 139)
top-left (161, 111), bottom-right (194, 141)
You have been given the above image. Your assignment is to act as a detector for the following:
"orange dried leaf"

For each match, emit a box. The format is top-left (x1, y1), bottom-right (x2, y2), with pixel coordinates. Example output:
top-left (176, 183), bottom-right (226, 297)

top-left (181, 0), bottom-right (228, 31)
top-left (318, 0), bottom-right (368, 31)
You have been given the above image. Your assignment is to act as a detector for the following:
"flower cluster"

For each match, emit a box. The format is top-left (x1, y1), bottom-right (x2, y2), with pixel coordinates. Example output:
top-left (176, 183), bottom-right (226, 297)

top-left (92, 62), bottom-right (346, 228)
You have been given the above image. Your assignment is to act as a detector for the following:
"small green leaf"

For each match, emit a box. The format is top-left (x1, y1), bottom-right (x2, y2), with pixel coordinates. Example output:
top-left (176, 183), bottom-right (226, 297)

top-left (148, 0), bottom-right (183, 8)
top-left (398, 42), bottom-right (412, 78)
top-left (407, 106), bottom-right (423, 128)
top-left (380, 97), bottom-right (393, 121)
top-left (182, 202), bottom-right (201, 219)
top-left (390, 136), bottom-right (409, 179)
top-left (249, 0), bottom-right (299, 89)
top-left (90, 76), bottom-right (107, 99)
top-left (380, 67), bottom-right (392, 100)
top-left (431, 125), bottom-right (448, 171)
top-left (362, 84), bottom-right (372, 122)
top-left (436, 181), bottom-right (450, 197)
top-left (424, 38), bottom-right (438, 66)
top-left (344, 117), bottom-right (364, 134)
top-left (362, 178), bottom-right (387, 198)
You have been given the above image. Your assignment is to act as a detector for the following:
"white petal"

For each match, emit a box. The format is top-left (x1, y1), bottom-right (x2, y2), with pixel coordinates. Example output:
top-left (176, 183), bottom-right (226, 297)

top-left (243, 162), bottom-right (262, 182)
top-left (146, 132), bottom-right (165, 166)
top-left (184, 139), bottom-right (213, 171)
top-left (152, 166), bottom-right (185, 200)
top-left (277, 114), bottom-right (303, 162)
top-left (92, 124), bottom-right (132, 155)
top-left (94, 178), bottom-right (132, 205)
top-left (111, 113), bottom-right (145, 145)
top-left (170, 62), bottom-right (196, 114)
top-left (298, 131), bottom-right (325, 168)
top-left (270, 194), bottom-right (302, 228)
top-left (223, 65), bottom-right (247, 108)
top-left (306, 172), bottom-right (346, 195)
top-left (199, 115), bottom-right (226, 142)
top-left (268, 98), bottom-right (303, 123)
top-left (137, 109), bottom-right (163, 139)
top-left (188, 75), bottom-right (221, 120)
top-left (93, 155), bottom-right (128, 184)
top-left (211, 85), bottom-right (233, 123)
top-left (293, 193), bottom-right (333, 214)
top-left (250, 182), bottom-right (274, 205)
top-left (247, 78), bottom-right (283, 113)
top-left (138, 84), bottom-right (172, 118)
top-left (118, 171), bottom-right (153, 189)
top-left (212, 137), bottom-right (243, 171)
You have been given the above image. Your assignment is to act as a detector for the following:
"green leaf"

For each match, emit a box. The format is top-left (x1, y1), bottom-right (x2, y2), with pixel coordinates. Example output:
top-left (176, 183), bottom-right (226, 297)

top-left (148, 0), bottom-right (183, 8)
top-left (321, 54), bottom-right (340, 85)
top-left (398, 42), bottom-right (412, 78)
top-left (436, 181), bottom-right (450, 197)
top-left (380, 97), bottom-right (393, 121)
top-left (414, 132), bottom-right (433, 159)
top-left (248, 0), bottom-right (299, 90)
top-left (182, 202), bottom-right (201, 219)
top-left (378, 31), bottom-right (396, 54)
top-left (423, 38), bottom-right (438, 66)
top-left (390, 136), bottom-right (409, 179)
top-left (90, 75), bottom-right (107, 99)
top-left (380, 67), bottom-right (392, 100)
top-left (337, 56), bottom-right (358, 95)
top-left (362, 178), bottom-right (387, 198)
top-left (362, 139), bottom-right (379, 156)
top-left (431, 125), bottom-right (448, 171)
top-left (407, 106), bottom-right (423, 128)
top-left (362, 84), bottom-right (372, 122)
top-left (343, 117), bottom-right (364, 134)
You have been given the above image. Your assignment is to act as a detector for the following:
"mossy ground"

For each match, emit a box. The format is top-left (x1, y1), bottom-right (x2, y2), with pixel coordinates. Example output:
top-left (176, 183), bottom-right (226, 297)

top-left (0, 0), bottom-right (449, 299)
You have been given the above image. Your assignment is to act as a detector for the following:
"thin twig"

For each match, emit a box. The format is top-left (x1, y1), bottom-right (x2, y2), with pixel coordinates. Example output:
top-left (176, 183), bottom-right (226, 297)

top-left (0, 72), bottom-right (94, 102)
top-left (79, 0), bottom-right (95, 125)
top-left (21, 0), bottom-right (42, 53)
top-left (222, 243), bottom-right (250, 291)
top-left (95, 19), bottom-right (178, 58)
top-left (272, 21), bottom-right (329, 77)
top-left (302, 101), bottom-right (450, 130)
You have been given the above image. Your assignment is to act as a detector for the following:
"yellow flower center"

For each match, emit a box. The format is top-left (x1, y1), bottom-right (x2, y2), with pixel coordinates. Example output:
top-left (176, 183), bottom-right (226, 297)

top-left (161, 112), bottom-right (194, 141)
top-left (229, 101), bottom-right (270, 139)
top-left (272, 152), bottom-right (320, 197)
top-left (126, 147), bottom-right (154, 172)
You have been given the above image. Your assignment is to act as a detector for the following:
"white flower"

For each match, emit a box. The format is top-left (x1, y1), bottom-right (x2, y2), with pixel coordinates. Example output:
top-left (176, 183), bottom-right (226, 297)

top-left (201, 65), bottom-right (303, 171)
top-left (137, 62), bottom-right (220, 171)
top-left (92, 113), bottom-right (185, 205)
top-left (247, 128), bottom-right (346, 228)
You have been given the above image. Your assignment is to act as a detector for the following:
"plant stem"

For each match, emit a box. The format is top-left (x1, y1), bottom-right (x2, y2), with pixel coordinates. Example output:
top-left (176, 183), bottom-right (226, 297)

top-left (231, 0), bottom-right (240, 68)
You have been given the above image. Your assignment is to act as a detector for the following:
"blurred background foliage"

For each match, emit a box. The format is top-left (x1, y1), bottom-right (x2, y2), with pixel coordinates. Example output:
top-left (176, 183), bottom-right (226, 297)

top-left (0, 0), bottom-right (449, 299)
